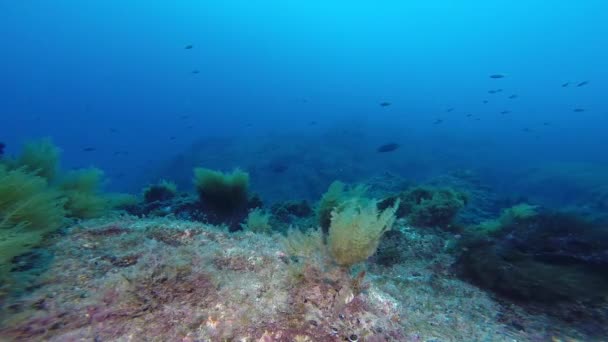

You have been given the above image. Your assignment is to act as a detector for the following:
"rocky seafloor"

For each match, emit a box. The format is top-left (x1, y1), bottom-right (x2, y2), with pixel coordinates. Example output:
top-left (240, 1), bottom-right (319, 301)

top-left (0, 214), bottom-right (599, 342)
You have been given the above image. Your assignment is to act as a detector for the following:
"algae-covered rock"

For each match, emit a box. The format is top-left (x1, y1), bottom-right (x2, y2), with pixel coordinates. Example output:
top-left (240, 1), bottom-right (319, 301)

top-left (456, 211), bottom-right (608, 303)
top-left (380, 186), bottom-right (467, 229)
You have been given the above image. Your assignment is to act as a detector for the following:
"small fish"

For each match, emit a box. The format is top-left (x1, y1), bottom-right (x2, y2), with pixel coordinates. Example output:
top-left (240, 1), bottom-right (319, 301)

top-left (83, 147), bottom-right (96, 152)
top-left (500, 110), bottom-right (511, 115)
top-left (489, 74), bottom-right (505, 79)
top-left (377, 142), bottom-right (400, 153)
top-left (573, 108), bottom-right (585, 112)
top-left (483, 100), bottom-right (489, 104)
top-left (446, 108), bottom-right (454, 112)
top-left (522, 128), bottom-right (532, 132)
top-left (433, 119), bottom-right (443, 124)
top-left (561, 82), bottom-right (570, 87)
top-left (577, 81), bottom-right (589, 87)
top-left (191, 70), bottom-right (200, 74)
top-left (184, 44), bottom-right (193, 49)
top-left (179, 114), bottom-right (189, 119)
top-left (169, 136), bottom-right (176, 140)
top-left (0, 142), bottom-right (5, 156)
top-left (309, 121), bottom-right (317, 126)
top-left (488, 89), bottom-right (503, 94)
top-left (543, 122), bottom-right (551, 126)
top-left (508, 94), bottom-right (518, 99)
top-left (466, 114), bottom-right (473, 117)
top-left (379, 102), bottom-right (391, 107)
top-left (109, 128), bottom-right (118, 133)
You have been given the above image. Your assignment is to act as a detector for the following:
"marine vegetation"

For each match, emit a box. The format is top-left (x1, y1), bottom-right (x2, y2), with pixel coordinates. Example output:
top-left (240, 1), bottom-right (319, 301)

top-left (14, 138), bottom-right (61, 181)
top-left (105, 193), bottom-right (138, 210)
top-left (281, 226), bottom-right (324, 261)
top-left (281, 194), bottom-right (400, 268)
top-left (0, 140), bottom-right (132, 284)
top-left (456, 209), bottom-right (608, 308)
top-left (143, 179), bottom-right (177, 203)
top-left (59, 167), bottom-right (110, 219)
top-left (316, 181), bottom-right (368, 233)
top-left (270, 200), bottom-right (313, 226)
top-left (327, 198), bottom-right (399, 267)
top-left (0, 165), bottom-right (66, 280)
top-left (194, 168), bottom-right (249, 211)
top-left (474, 203), bottom-right (537, 237)
top-left (380, 186), bottom-right (467, 229)
top-left (193, 167), bottom-right (258, 230)
top-left (241, 208), bottom-right (272, 234)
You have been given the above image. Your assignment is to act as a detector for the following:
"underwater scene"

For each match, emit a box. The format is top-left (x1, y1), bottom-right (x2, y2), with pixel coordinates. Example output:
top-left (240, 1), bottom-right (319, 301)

top-left (1, 1), bottom-right (608, 341)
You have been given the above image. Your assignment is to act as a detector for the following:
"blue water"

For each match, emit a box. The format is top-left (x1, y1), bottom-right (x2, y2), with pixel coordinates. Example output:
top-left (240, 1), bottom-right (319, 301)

top-left (2, 1), bottom-right (607, 202)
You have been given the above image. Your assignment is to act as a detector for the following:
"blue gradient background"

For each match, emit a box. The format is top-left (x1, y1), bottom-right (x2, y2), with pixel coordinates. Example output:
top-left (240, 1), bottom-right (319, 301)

top-left (1, 1), bottom-right (606, 196)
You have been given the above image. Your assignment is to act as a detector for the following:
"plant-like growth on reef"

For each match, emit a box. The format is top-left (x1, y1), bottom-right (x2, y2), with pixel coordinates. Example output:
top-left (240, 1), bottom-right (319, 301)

top-left (381, 186), bottom-right (467, 228)
top-left (241, 208), bottom-right (272, 234)
top-left (15, 138), bottom-right (61, 181)
top-left (59, 167), bottom-right (109, 219)
top-left (317, 181), bottom-right (368, 233)
top-left (143, 179), bottom-right (177, 203)
top-left (456, 210), bottom-right (608, 305)
top-left (475, 203), bottom-right (538, 236)
top-left (193, 168), bottom-right (250, 217)
top-left (0, 165), bottom-right (67, 277)
top-left (282, 226), bottom-right (324, 260)
top-left (106, 192), bottom-right (139, 209)
top-left (327, 198), bottom-right (399, 267)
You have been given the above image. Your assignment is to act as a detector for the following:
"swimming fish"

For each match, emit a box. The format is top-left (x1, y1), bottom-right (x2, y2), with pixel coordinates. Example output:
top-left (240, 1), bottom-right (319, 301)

top-left (192, 70), bottom-right (200, 74)
top-left (483, 100), bottom-right (489, 104)
top-left (573, 108), bottom-right (585, 112)
top-left (83, 147), bottom-right (96, 152)
top-left (489, 74), bottom-right (505, 79)
top-left (466, 114), bottom-right (473, 117)
top-left (508, 94), bottom-right (518, 99)
top-left (500, 110), bottom-right (511, 115)
top-left (446, 108), bottom-right (454, 112)
top-left (561, 82), bottom-right (569, 87)
top-left (184, 45), bottom-right (193, 49)
top-left (577, 81), bottom-right (589, 87)
top-left (0, 142), bottom-right (5, 156)
top-left (488, 89), bottom-right (503, 94)
top-left (377, 142), bottom-right (400, 153)
top-left (379, 102), bottom-right (392, 107)
top-left (433, 119), bottom-right (443, 124)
